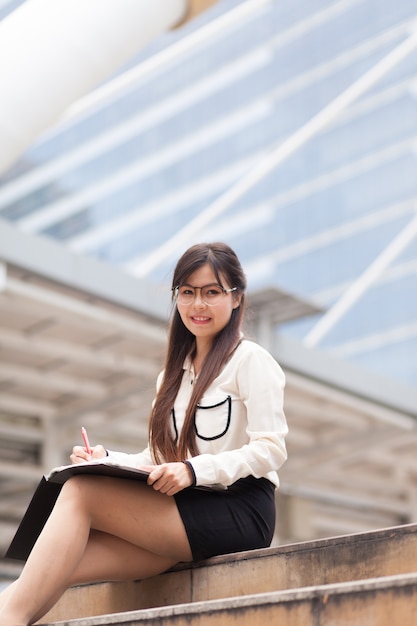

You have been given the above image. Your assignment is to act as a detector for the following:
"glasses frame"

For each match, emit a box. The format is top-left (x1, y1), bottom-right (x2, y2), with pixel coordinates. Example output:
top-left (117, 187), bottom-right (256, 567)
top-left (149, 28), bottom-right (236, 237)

top-left (173, 283), bottom-right (237, 306)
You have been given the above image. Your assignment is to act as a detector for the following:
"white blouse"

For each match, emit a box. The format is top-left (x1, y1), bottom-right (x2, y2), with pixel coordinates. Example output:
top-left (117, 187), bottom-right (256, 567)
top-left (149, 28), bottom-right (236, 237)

top-left (107, 339), bottom-right (288, 489)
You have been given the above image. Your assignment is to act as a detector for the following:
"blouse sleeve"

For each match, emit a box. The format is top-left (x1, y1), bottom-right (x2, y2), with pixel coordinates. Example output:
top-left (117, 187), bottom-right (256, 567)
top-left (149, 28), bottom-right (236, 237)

top-left (105, 447), bottom-right (154, 468)
top-left (188, 344), bottom-right (288, 487)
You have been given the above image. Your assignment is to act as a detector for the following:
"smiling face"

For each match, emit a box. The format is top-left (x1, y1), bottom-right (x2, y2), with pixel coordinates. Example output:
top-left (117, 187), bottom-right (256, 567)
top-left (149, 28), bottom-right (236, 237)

top-left (176, 263), bottom-right (240, 349)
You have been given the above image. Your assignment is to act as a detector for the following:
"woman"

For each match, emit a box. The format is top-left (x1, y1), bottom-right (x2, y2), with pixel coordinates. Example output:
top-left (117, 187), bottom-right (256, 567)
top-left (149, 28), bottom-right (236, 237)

top-left (0, 242), bottom-right (288, 625)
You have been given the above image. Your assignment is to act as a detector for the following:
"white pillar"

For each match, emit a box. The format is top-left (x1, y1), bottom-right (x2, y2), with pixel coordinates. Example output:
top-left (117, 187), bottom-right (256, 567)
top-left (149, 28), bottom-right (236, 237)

top-left (0, 0), bottom-right (188, 173)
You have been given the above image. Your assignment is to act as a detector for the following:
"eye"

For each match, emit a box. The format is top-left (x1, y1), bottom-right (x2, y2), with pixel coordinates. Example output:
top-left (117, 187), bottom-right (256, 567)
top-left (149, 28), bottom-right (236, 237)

top-left (179, 287), bottom-right (194, 296)
top-left (204, 286), bottom-right (222, 297)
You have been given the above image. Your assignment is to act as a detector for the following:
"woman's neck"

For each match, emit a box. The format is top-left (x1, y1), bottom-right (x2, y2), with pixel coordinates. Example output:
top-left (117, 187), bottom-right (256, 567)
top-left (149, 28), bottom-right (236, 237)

top-left (193, 340), bottom-right (212, 374)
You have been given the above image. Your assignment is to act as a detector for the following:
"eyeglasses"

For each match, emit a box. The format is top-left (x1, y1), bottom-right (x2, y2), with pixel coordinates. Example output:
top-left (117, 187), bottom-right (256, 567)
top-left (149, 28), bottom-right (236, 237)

top-left (173, 283), bottom-right (237, 306)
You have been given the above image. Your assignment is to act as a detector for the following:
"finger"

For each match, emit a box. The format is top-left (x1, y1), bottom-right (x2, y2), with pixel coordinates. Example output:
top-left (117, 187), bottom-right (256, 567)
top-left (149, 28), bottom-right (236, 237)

top-left (152, 472), bottom-right (182, 495)
top-left (90, 445), bottom-right (107, 459)
top-left (146, 468), bottom-right (161, 487)
top-left (153, 480), bottom-right (176, 495)
top-left (70, 454), bottom-right (90, 463)
top-left (148, 469), bottom-right (171, 491)
top-left (150, 474), bottom-right (171, 491)
top-left (146, 463), bottom-right (171, 483)
top-left (71, 445), bottom-right (91, 463)
top-left (165, 485), bottom-right (180, 496)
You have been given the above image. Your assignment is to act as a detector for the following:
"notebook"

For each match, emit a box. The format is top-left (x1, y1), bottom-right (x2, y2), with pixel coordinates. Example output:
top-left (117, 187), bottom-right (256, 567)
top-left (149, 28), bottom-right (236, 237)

top-left (5, 459), bottom-right (222, 561)
top-left (5, 460), bottom-right (150, 561)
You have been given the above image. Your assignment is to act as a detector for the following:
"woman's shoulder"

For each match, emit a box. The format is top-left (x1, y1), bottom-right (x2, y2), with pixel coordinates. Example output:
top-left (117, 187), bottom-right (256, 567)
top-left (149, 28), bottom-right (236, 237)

top-left (232, 338), bottom-right (285, 384)
top-left (235, 337), bottom-right (280, 364)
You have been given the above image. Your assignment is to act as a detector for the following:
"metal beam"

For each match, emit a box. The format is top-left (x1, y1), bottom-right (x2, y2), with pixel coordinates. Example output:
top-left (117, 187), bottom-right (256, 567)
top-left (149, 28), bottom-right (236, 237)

top-left (0, 393), bottom-right (54, 418)
top-left (277, 334), bottom-right (417, 421)
top-left (0, 328), bottom-right (155, 377)
top-left (0, 218), bottom-right (169, 321)
top-left (130, 24), bottom-right (417, 277)
top-left (5, 277), bottom-right (166, 343)
top-left (0, 460), bottom-right (44, 480)
top-left (304, 211), bottom-right (417, 347)
top-left (0, 363), bottom-right (107, 398)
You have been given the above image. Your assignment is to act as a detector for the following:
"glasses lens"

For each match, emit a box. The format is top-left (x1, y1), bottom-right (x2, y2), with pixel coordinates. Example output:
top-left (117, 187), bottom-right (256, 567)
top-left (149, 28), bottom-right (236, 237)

top-left (201, 285), bottom-right (223, 304)
top-left (177, 286), bottom-right (194, 304)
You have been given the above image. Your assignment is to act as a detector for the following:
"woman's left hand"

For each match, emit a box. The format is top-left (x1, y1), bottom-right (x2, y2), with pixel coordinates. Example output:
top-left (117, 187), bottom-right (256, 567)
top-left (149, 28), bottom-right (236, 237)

top-left (140, 462), bottom-right (193, 496)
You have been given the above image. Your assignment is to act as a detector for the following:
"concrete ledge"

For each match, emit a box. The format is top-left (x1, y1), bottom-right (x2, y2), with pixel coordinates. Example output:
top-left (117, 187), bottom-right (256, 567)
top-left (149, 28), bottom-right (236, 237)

top-left (46, 572), bottom-right (417, 626)
top-left (43, 523), bottom-right (417, 622)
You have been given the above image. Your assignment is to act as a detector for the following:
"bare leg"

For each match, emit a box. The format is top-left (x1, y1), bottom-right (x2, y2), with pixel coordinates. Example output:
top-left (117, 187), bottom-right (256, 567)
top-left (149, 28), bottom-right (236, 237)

top-left (0, 476), bottom-right (192, 625)
top-left (0, 582), bottom-right (16, 614)
top-left (30, 530), bottom-right (184, 623)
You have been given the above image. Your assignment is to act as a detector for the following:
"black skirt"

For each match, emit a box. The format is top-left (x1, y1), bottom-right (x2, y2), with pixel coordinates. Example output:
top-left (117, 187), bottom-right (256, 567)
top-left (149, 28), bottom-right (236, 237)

top-left (174, 475), bottom-right (276, 561)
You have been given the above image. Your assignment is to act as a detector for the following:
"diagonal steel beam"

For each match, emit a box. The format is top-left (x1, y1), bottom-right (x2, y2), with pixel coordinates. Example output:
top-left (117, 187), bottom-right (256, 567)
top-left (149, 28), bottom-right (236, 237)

top-left (132, 24), bottom-right (417, 278)
top-left (305, 210), bottom-right (417, 347)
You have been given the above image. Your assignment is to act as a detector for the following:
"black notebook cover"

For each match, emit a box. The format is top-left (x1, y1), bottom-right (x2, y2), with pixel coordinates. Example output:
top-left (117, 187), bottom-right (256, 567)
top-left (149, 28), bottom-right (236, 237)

top-left (5, 462), bottom-right (150, 562)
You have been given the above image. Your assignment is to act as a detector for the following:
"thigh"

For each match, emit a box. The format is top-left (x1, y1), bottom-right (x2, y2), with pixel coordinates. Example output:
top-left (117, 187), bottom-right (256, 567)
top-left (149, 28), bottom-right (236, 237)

top-left (60, 475), bottom-right (193, 562)
top-left (69, 530), bottom-right (180, 585)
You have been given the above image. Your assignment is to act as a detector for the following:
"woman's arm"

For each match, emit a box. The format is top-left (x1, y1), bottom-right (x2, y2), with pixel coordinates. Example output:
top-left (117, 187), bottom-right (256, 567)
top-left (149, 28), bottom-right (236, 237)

top-left (185, 343), bottom-right (288, 487)
top-left (70, 444), bottom-right (154, 468)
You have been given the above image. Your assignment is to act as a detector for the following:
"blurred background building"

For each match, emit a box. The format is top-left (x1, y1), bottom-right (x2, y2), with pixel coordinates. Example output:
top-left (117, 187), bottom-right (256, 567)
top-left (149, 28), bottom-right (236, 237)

top-left (1, 0), bottom-right (417, 388)
top-left (1, 0), bottom-right (417, 585)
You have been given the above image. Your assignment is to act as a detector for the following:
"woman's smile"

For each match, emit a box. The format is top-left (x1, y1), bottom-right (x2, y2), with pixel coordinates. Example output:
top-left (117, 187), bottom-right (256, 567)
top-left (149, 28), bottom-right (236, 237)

top-left (191, 315), bottom-right (211, 325)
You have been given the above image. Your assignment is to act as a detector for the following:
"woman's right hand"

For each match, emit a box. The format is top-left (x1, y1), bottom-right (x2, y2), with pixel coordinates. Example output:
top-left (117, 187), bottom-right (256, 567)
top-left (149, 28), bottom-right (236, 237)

top-left (70, 444), bottom-right (107, 464)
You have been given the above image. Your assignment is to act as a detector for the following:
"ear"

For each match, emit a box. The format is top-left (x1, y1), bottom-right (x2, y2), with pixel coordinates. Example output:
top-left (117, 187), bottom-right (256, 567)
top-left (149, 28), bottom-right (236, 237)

top-left (233, 294), bottom-right (242, 309)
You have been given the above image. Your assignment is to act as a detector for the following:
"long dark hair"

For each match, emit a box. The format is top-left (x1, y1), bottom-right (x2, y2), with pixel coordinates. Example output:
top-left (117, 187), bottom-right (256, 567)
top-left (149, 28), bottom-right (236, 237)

top-left (149, 242), bottom-right (247, 462)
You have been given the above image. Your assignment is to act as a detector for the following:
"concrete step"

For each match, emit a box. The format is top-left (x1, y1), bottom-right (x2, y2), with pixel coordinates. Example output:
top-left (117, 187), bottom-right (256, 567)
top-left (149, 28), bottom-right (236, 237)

top-left (43, 522), bottom-right (417, 622)
top-left (47, 572), bottom-right (417, 626)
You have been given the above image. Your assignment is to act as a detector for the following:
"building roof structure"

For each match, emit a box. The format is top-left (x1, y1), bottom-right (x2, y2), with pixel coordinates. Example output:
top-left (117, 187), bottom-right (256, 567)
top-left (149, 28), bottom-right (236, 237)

top-left (0, 0), bottom-right (417, 389)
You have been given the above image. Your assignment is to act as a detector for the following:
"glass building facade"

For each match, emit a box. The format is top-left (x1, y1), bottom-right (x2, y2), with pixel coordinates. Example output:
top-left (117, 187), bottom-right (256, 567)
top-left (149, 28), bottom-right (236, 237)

top-left (1, 0), bottom-right (417, 388)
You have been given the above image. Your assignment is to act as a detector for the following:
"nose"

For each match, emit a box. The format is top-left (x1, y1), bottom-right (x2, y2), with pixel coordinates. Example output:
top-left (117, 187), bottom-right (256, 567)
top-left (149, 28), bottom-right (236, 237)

top-left (193, 290), bottom-right (206, 306)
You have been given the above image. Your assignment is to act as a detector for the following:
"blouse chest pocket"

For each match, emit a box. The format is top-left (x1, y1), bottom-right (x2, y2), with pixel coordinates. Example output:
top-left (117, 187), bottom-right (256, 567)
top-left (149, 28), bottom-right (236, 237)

top-left (194, 395), bottom-right (232, 441)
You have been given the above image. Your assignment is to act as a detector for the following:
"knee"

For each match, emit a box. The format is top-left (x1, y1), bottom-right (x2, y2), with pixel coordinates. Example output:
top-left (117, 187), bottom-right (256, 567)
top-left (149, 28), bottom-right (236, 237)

top-left (59, 475), bottom-right (96, 509)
